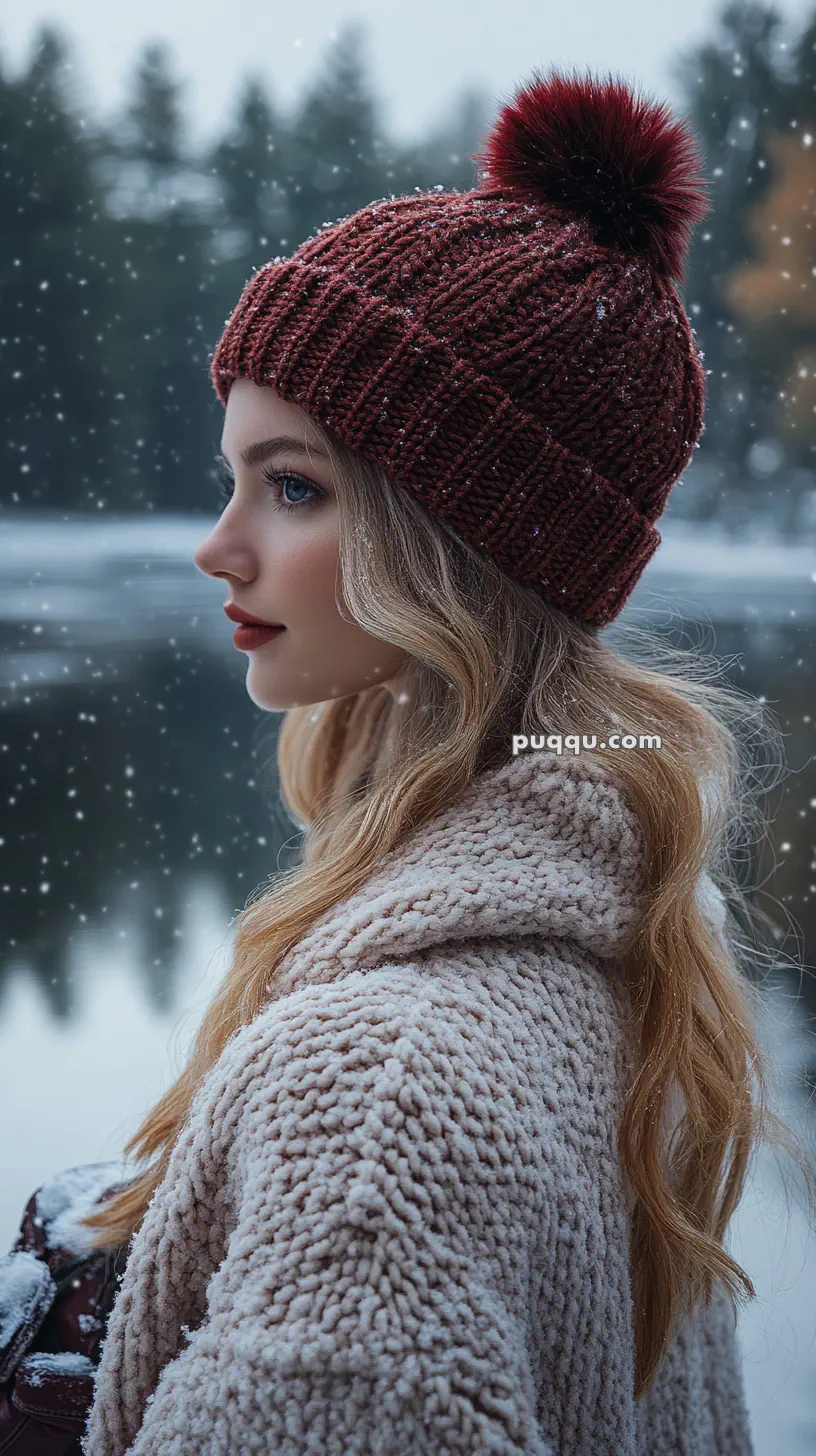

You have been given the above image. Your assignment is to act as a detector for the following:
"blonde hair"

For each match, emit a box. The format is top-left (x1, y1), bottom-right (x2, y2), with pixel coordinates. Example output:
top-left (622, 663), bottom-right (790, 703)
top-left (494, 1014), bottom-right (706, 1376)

top-left (80, 417), bottom-right (814, 1397)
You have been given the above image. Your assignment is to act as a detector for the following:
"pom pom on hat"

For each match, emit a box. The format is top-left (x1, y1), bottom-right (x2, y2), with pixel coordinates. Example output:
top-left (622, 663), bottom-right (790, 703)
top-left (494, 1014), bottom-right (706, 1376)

top-left (471, 67), bottom-right (711, 281)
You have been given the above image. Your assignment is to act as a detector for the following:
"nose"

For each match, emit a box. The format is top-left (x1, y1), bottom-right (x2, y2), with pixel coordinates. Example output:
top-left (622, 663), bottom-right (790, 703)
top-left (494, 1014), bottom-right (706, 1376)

top-left (193, 523), bottom-right (236, 579)
top-left (193, 534), bottom-right (215, 576)
top-left (193, 518), bottom-right (257, 587)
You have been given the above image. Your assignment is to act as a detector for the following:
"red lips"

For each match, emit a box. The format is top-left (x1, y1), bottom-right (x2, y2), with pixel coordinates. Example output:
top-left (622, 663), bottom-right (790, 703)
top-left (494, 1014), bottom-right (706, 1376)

top-left (223, 603), bottom-right (283, 628)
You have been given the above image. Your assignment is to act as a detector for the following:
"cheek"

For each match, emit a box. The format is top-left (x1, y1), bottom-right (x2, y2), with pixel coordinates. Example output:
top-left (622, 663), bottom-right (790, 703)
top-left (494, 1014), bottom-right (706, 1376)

top-left (249, 512), bottom-right (409, 701)
top-left (267, 519), bottom-right (341, 619)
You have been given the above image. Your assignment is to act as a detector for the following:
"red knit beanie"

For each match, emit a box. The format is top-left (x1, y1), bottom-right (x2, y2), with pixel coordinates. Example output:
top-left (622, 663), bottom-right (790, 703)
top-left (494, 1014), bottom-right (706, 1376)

top-left (209, 67), bottom-right (711, 627)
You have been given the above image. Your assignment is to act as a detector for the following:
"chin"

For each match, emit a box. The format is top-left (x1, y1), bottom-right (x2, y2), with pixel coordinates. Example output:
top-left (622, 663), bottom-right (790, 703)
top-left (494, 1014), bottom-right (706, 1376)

top-left (243, 670), bottom-right (327, 713)
top-left (243, 677), bottom-right (291, 712)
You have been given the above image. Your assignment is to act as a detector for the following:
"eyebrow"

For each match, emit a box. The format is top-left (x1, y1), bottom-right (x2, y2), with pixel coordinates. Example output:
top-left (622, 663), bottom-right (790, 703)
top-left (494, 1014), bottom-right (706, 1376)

top-left (218, 434), bottom-right (328, 469)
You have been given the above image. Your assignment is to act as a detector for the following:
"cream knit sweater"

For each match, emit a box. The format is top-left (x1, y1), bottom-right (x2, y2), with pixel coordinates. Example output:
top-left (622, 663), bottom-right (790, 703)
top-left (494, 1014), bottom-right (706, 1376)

top-left (81, 749), bottom-right (754, 1455)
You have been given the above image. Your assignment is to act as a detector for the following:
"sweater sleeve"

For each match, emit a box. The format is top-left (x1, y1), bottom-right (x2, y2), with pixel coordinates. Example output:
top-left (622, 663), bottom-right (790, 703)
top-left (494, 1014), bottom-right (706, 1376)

top-left (118, 979), bottom-right (552, 1455)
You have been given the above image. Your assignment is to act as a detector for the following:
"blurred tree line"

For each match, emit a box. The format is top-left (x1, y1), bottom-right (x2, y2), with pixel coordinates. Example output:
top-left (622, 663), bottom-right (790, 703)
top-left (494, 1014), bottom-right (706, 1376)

top-left (676, 1), bottom-right (816, 532)
top-left (0, 4), bottom-right (814, 534)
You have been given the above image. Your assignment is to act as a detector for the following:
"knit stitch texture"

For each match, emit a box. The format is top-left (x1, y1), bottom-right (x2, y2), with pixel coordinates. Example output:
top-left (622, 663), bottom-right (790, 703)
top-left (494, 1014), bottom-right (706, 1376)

top-left (81, 750), bottom-right (754, 1455)
top-left (208, 184), bottom-right (704, 629)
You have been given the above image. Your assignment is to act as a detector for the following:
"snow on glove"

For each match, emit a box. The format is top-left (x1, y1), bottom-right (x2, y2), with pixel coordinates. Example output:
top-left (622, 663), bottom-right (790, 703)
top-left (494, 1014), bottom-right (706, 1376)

top-left (0, 1163), bottom-right (132, 1456)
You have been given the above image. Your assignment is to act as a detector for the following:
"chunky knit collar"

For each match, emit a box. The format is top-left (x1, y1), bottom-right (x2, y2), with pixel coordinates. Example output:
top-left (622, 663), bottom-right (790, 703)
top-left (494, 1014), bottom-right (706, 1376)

top-left (270, 750), bottom-right (662, 1007)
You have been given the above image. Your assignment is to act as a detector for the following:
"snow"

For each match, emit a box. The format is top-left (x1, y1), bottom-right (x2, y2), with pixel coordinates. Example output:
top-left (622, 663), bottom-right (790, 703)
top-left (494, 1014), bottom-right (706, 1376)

top-left (694, 870), bottom-right (727, 935)
top-left (32, 1162), bottom-right (131, 1254)
top-left (0, 1251), bottom-right (54, 1358)
top-left (650, 522), bottom-right (816, 583)
top-left (628, 520), bottom-right (816, 625)
top-left (16, 1350), bottom-right (95, 1385)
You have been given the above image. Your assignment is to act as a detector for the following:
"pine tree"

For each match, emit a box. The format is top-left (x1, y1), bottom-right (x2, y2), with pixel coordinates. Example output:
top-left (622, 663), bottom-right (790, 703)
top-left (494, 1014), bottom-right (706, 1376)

top-left (674, 2), bottom-right (793, 506)
top-left (207, 73), bottom-right (289, 281)
top-left (0, 23), bottom-right (112, 509)
top-left (96, 40), bottom-right (215, 510)
top-left (283, 20), bottom-right (391, 246)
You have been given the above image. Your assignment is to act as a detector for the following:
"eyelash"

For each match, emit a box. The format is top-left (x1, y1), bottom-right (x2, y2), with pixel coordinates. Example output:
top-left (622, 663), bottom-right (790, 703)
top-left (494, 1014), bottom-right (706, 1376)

top-left (216, 461), bottom-right (323, 513)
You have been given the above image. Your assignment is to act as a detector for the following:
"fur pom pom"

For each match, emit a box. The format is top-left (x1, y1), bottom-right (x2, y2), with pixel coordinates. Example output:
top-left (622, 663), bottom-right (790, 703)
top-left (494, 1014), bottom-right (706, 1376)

top-left (471, 67), bottom-right (711, 280)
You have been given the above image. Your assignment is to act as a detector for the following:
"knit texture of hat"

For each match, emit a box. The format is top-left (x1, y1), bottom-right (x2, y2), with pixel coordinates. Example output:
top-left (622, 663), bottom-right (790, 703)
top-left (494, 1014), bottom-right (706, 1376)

top-left (209, 67), bottom-right (711, 627)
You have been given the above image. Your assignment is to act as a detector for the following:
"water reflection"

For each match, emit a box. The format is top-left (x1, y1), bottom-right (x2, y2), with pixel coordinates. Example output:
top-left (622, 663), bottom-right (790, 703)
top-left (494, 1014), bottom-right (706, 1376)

top-left (1, 640), bottom-right (305, 1016)
top-left (0, 512), bottom-right (814, 1454)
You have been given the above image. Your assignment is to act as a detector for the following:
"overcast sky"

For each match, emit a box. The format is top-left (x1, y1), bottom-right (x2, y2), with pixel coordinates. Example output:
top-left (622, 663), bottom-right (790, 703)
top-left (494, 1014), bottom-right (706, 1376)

top-left (2, 0), bottom-right (814, 152)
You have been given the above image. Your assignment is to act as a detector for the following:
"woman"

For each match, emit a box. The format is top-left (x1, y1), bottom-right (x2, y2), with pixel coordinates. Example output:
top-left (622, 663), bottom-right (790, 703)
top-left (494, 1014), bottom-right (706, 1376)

top-left (26, 67), bottom-right (813, 1453)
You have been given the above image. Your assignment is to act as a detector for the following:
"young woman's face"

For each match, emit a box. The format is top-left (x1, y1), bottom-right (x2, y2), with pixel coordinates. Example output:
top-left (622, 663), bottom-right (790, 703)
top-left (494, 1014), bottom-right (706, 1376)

top-left (193, 380), bottom-right (409, 711)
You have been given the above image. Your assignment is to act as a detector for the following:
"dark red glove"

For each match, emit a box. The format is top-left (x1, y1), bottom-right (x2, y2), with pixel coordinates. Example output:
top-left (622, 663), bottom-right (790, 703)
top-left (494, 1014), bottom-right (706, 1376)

top-left (0, 1165), bottom-right (132, 1456)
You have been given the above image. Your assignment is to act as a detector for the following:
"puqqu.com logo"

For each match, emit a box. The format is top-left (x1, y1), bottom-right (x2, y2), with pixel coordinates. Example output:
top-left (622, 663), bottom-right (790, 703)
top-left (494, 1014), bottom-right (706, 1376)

top-left (512, 733), bottom-right (663, 756)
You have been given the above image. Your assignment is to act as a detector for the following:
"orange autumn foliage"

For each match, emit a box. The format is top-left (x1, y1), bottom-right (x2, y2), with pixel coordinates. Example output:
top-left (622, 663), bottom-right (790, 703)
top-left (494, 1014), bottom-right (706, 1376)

top-left (727, 129), bottom-right (816, 439)
top-left (727, 129), bottom-right (816, 323)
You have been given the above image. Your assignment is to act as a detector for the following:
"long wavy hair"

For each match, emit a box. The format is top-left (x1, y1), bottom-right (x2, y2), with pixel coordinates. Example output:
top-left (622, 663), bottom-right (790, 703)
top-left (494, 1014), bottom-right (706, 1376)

top-left (78, 412), bottom-right (814, 1397)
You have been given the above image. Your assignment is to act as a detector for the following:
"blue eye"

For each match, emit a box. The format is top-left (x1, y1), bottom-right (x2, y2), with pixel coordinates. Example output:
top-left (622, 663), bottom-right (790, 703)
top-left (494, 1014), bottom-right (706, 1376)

top-left (215, 460), bottom-right (323, 514)
top-left (262, 467), bottom-right (320, 510)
